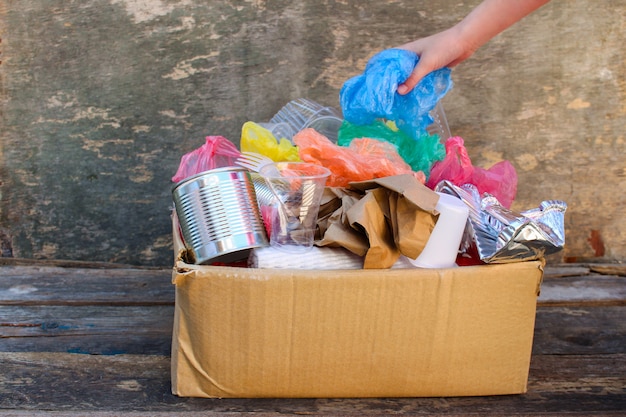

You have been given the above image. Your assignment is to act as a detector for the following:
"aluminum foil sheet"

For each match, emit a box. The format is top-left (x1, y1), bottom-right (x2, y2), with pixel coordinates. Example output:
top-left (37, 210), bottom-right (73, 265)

top-left (435, 181), bottom-right (567, 263)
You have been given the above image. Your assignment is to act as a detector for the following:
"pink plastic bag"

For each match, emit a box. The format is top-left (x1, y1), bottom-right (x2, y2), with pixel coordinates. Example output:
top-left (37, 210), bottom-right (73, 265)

top-left (426, 136), bottom-right (517, 208)
top-left (172, 136), bottom-right (241, 183)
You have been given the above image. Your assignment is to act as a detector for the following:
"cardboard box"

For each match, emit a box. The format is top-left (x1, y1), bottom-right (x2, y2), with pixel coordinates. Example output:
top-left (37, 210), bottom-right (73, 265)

top-left (171, 228), bottom-right (544, 398)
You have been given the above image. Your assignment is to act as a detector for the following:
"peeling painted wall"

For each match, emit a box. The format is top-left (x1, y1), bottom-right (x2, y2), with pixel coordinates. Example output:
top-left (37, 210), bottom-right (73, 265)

top-left (0, 0), bottom-right (624, 266)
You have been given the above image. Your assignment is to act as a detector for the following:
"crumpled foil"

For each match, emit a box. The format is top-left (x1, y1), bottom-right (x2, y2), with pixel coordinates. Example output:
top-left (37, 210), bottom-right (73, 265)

top-left (435, 181), bottom-right (567, 263)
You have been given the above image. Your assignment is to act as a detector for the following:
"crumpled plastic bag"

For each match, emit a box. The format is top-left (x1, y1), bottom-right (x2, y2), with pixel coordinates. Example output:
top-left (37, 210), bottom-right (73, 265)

top-left (340, 48), bottom-right (453, 140)
top-left (426, 136), bottom-right (518, 208)
top-left (171, 136), bottom-right (240, 183)
top-left (337, 119), bottom-right (445, 176)
top-left (294, 128), bottom-right (425, 188)
top-left (240, 121), bottom-right (300, 162)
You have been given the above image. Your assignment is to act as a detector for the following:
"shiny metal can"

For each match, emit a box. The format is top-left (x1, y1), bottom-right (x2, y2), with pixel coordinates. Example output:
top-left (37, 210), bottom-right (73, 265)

top-left (172, 167), bottom-right (268, 264)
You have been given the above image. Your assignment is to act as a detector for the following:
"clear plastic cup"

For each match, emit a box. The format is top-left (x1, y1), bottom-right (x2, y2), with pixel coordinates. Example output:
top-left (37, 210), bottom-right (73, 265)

top-left (426, 102), bottom-right (452, 140)
top-left (259, 162), bottom-right (331, 251)
top-left (258, 122), bottom-right (296, 142)
top-left (304, 115), bottom-right (343, 143)
top-left (269, 98), bottom-right (343, 142)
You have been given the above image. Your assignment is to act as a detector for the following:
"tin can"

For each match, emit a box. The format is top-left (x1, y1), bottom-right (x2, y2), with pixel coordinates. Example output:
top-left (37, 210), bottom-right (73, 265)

top-left (172, 167), bottom-right (268, 264)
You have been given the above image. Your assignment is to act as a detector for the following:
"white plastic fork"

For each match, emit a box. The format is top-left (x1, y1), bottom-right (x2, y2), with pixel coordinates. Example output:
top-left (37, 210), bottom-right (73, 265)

top-left (235, 152), bottom-right (281, 176)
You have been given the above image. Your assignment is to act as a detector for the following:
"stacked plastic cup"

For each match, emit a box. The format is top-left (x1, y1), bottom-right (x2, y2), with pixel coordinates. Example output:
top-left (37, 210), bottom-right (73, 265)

top-left (259, 162), bottom-right (331, 252)
top-left (257, 122), bottom-right (296, 142)
top-left (269, 98), bottom-right (343, 143)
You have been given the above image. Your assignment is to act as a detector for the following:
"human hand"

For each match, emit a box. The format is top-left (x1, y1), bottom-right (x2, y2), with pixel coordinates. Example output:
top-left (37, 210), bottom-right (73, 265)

top-left (396, 0), bottom-right (551, 95)
top-left (396, 27), bottom-right (477, 95)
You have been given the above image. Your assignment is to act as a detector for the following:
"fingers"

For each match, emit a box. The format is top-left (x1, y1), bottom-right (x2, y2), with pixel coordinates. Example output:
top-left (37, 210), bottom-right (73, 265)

top-left (397, 63), bottom-right (430, 95)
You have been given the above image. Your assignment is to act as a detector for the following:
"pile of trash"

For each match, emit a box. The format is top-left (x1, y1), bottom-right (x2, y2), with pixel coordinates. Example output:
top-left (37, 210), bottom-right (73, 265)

top-left (171, 49), bottom-right (566, 269)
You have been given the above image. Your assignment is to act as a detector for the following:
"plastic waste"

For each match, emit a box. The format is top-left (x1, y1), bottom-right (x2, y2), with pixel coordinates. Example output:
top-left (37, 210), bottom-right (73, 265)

top-left (240, 121), bottom-right (300, 162)
top-left (337, 119), bottom-right (445, 176)
top-left (340, 48), bottom-right (453, 140)
top-left (269, 98), bottom-right (343, 143)
top-left (172, 136), bottom-right (241, 183)
top-left (294, 128), bottom-right (424, 188)
top-left (426, 136), bottom-right (518, 208)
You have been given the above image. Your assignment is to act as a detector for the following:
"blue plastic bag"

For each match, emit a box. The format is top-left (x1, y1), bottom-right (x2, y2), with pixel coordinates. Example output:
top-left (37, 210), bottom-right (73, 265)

top-left (340, 48), bottom-right (452, 140)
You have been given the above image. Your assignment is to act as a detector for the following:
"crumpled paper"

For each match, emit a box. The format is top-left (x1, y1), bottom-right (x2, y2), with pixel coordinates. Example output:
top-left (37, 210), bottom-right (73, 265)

top-left (436, 181), bottom-right (567, 263)
top-left (317, 174), bottom-right (440, 269)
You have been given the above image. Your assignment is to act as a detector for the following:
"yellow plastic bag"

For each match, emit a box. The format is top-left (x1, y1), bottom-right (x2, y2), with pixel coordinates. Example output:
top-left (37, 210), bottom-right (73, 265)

top-left (240, 122), bottom-right (300, 162)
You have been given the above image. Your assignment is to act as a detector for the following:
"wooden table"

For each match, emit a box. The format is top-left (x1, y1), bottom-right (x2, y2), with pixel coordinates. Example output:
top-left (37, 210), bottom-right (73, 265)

top-left (1, 260), bottom-right (624, 416)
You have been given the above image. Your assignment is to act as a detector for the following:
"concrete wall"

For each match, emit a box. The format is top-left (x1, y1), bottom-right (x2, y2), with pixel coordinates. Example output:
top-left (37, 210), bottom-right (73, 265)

top-left (1, 0), bottom-right (624, 266)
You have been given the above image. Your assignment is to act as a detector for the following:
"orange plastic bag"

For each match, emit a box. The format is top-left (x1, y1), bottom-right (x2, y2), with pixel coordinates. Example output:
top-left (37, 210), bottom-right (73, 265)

top-left (426, 136), bottom-right (517, 208)
top-left (294, 128), bottom-right (425, 187)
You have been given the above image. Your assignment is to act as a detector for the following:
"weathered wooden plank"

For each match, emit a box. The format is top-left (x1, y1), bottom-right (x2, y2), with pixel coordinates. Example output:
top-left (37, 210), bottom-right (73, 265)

top-left (0, 257), bottom-right (166, 270)
top-left (543, 263), bottom-right (626, 278)
top-left (589, 263), bottom-right (626, 277)
top-left (1, 304), bottom-right (624, 358)
top-left (0, 305), bottom-right (174, 355)
top-left (2, 264), bottom-right (624, 307)
top-left (538, 276), bottom-right (626, 306)
top-left (0, 265), bottom-right (171, 282)
top-left (543, 265), bottom-right (591, 279)
top-left (1, 262), bottom-right (598, 280)
top-left (0, 266), bottom-right (173, 306)
top-left (533, 306), bottom-right (626, 355)
top-left (0, 352), bottom-right (624, 414)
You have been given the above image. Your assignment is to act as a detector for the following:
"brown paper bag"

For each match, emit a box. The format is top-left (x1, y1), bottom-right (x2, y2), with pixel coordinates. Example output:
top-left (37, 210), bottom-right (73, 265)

top-left (317, 187), bottom-right (369, 256)
top-left (317, 174), bottom-right (440, 269)
top-left (348, 187), bottom-right (400, 268)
